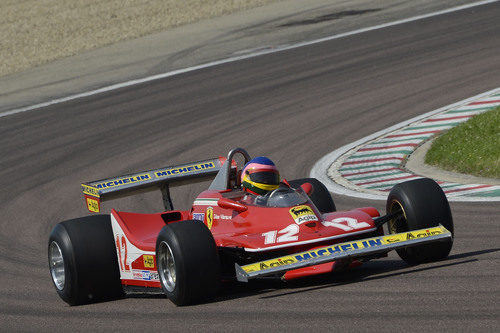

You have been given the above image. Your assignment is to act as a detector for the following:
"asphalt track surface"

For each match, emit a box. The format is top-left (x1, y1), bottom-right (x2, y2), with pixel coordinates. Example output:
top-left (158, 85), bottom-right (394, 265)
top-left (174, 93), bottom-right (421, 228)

top-left (1, 3), bottom-right (499, 331)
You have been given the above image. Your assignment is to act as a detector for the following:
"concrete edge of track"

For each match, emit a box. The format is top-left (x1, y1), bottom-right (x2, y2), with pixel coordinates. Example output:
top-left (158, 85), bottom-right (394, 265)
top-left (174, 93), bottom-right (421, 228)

top-left (310, 88), bottom-right (500, 202)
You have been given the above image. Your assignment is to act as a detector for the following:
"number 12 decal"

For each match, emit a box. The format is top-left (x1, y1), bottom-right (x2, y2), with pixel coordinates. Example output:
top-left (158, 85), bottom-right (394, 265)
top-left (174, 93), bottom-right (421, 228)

top-left (116, 235), bottom-right (130, 271)
top-left (262, 224), bottom-right (299, 244)
top-left (262, 218), bottom-right (371, 245)
top-left (321, 217), bottom-right (370, 231)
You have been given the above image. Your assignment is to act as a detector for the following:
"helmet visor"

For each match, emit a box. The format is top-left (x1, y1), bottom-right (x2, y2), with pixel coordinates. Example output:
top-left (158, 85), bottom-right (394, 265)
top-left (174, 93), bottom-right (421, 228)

top-left (248, 171), bottom-right (280, 185)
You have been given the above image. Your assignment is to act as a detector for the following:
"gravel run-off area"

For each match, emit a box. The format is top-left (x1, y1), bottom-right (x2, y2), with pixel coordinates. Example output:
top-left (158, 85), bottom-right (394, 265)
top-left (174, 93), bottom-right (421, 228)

top-left (0, 0), bottom-right (282, 77)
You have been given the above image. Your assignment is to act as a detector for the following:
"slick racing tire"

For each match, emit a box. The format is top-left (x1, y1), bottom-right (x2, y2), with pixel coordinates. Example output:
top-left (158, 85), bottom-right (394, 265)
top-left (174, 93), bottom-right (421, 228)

top-left (289, 178), bottom-right (336, 213)
top-left (48, 215), bottom-right (123, 305)
top-left (156, 220), bottom-right (220, 306)
top-left (386, 178), bottom-right (454, 265)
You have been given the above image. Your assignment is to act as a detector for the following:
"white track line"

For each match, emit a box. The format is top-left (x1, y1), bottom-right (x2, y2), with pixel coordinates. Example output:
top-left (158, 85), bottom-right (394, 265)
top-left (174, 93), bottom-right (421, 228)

top-left (1, 0), bottom-right (498, 118)
top-left (310, 87), bottom-right (500, 202)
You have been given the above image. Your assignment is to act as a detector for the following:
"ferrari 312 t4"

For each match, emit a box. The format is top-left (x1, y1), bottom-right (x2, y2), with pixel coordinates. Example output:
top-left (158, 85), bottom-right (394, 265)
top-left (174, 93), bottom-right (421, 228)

top-left (48, 148), bottom-right (453, 306)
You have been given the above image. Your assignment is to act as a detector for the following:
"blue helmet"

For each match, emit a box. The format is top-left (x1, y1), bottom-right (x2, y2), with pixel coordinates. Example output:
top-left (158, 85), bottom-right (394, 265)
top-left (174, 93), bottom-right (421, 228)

top-left (241, 157), bottom-right (280, 195)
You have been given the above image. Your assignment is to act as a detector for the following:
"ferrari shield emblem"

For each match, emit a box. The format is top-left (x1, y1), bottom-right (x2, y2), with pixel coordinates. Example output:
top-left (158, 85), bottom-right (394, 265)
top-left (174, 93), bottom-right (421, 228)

top-left (206, 207), bottom-right (214, 230)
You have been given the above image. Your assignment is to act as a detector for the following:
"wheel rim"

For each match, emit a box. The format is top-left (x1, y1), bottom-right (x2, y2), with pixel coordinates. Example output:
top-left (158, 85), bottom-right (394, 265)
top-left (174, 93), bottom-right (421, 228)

top-left (158, 241), bottom-right (176, 292)
top-left (49, 241), bottom-right (65, 291)
top-left (389, 200), bottom-right (406, 234)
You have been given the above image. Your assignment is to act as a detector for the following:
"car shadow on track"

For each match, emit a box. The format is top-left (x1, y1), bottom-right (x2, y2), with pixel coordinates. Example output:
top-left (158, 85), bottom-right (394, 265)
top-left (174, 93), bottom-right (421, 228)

top-left (214, 247), bottom-right (499, 302)
top-left (115, 248), bottom-right (499, 304)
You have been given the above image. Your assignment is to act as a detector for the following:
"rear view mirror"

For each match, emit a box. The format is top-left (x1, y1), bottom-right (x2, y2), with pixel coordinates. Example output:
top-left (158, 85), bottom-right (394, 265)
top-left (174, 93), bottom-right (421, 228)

top-left (218, 198), bottom-right (248, 212)
top-left (300, 182), bottom-right (313, 195)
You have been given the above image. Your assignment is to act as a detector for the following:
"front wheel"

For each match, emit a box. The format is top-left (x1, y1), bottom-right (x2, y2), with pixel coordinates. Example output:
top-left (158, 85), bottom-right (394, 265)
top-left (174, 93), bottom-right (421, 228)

top-left (156, 220), bottom-right (220, 306)
top-left (48, 215), bottom-right (123, 305)
top-left (386, 178), bottom-right (454, 264)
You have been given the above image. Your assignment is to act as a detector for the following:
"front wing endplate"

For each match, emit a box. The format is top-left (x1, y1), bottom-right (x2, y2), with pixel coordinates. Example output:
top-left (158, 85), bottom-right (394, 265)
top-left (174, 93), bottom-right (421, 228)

top-left (235, 225), bottom-right (452, 282)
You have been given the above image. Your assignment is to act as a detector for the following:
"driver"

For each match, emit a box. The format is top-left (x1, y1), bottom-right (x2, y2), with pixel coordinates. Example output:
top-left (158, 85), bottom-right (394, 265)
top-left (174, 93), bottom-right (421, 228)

top-left (241, 157), bottom-right (280, 195)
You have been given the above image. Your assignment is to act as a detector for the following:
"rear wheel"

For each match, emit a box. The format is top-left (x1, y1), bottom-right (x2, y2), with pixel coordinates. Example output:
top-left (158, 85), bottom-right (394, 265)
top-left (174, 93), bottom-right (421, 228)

top-left (156, 220), bottom-right (220, 306)
top-left (48, 215), bottom-right (123, 305)
top-left (386, 178), bottom-right (454, 264)
top-left (289, 178), bottom-right (336, 213)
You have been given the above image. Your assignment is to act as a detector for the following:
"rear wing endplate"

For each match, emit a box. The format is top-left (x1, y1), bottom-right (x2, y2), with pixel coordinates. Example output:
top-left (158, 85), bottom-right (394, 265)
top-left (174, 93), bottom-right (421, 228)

top-left (82, 157), bottom-right (224, 212)
top-left (235, 225), bottom-right (452, 282)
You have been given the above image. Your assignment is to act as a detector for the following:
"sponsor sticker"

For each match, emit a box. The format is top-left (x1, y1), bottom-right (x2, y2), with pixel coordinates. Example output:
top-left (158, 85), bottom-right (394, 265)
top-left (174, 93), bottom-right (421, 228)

top-left (289, 205), bottom-right (318, 225)
top-left (155, 162), bottom-right (216, 178)
top-left (150, 271), bottom-right (159, 281)
top-left (206, 207), bottom-right (214, 230)
top-left (86, 197), bottom-right (100, 213)
top-left (132, 270), bottom-right (159, 281)
top-left (143, 255), bottom-right (155, 268)
top-left (244, 255), bottom-right (298, 273)
top-left (382, 228), bottom-right (444, 243)
top-left (193, 213), bottom-right (205, 222)
top-left (82, 184), bottom-right (100, 197)
top-left (215, 214), bottom-right (232, 220)
top-left (93, 173), bottom-right (151, 190)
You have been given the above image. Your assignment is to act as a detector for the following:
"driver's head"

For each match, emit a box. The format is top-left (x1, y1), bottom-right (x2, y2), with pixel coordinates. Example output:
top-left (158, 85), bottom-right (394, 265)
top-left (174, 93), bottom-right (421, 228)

top-left (241, 157), bottom-right (280, 195)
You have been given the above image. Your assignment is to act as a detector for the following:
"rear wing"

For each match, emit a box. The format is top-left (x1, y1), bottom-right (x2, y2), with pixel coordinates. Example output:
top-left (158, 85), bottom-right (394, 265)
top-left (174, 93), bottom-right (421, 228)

top-left (81, 157), bottom-right (224, 213)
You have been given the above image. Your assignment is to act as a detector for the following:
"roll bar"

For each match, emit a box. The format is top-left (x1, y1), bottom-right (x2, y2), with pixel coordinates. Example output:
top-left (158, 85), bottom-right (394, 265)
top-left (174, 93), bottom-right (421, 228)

top-left (208, 147), bottom-right (251, 191)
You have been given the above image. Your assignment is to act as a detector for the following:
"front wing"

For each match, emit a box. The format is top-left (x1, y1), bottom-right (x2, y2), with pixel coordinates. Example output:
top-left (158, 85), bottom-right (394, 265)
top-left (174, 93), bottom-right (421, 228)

top-left (235, 225), bottom-right (452, 282)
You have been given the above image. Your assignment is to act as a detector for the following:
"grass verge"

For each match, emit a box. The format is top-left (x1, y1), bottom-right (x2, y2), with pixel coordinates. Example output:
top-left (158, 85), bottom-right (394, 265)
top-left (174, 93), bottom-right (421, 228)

top-left (425, 107), bottom-right (500, 178)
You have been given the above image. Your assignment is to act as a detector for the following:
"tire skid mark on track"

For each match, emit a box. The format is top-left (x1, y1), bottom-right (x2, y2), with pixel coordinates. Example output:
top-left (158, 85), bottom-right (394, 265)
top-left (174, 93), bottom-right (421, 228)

top-left (311, 88), bottom-right (500, 201)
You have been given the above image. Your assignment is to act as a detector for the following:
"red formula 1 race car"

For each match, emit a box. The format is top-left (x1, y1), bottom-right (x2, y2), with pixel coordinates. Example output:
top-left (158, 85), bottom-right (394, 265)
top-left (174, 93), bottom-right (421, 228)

top-left (48, 148), bottom-right (454, 306)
